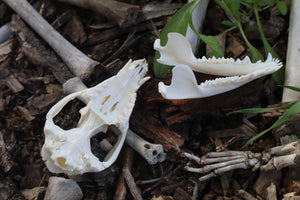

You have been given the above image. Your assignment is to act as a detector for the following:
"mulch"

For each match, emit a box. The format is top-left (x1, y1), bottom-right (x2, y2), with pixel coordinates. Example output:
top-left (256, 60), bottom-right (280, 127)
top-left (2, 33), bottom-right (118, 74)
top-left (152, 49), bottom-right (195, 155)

top-left (0, 0), bottom-right (299, 199)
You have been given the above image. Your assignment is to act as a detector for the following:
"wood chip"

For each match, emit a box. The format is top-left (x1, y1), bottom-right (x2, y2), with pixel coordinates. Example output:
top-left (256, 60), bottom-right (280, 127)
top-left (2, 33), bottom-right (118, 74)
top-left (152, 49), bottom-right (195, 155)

top-left (17, 106), bottom-right (35, 121)
top-left (5, 74), bottom-right (24, 93)
top-left (0, 39), bottom-right (11, 60)
top-left (0, 98), bottom-right (4, 112)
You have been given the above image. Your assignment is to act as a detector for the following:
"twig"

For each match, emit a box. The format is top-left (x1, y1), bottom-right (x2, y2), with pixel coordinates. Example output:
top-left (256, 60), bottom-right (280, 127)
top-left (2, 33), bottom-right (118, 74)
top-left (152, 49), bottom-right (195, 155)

top-left (54, 0), bottom-right (139, 27)
top-left (191, 180), bottom-right (198, 200)
top-left (103, 32), bottom-right (140, 65)
top-left (122, 148), bottom-right (143, 200)
top-left (3, 0), bottom-right (99, 79)
top-left (237, 189), bottom-right (258, 200)
top-left (142, 165), bottom-right (183, 194)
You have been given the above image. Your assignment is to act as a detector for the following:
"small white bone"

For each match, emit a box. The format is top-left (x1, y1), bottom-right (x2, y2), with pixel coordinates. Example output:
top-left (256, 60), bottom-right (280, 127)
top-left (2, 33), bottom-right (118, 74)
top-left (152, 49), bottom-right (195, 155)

top-left (41, 59), bottom-right (150, 175)
top-left (154, 32), bottom-right (283, 99)
top-left (125, 129), bottom-right (166, 165)
top-left (182, 142), bottom-right (299, 182)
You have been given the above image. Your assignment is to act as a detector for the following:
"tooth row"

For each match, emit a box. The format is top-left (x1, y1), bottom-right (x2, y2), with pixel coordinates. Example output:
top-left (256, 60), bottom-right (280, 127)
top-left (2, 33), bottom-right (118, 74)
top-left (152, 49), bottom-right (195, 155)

top-left (199, 74), bottom-right (253, 88)
top-left (198, 56), bottom-right (252, 64)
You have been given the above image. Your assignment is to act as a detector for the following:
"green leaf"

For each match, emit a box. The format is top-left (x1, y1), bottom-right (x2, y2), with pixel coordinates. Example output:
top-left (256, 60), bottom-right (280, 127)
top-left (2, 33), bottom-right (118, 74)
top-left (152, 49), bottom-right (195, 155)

top-left (199, 35), bottom-right (224, 58)
top-left (228, 102), bottom-right (296, 115)
top-left (248, 43), bottom-right (264, 62)
top-left (242, 101), bottom-right (300, 148)
top-left (154, 0), bottom-right (224, 76)
top-left (222, 20), bottom-right (235, 27)
top-left (225, 0), bottom-right (240, 14)
top-left (279, 85), bottom-right (300, 92)
top-left (276, 1), bottom-right (288, 15)
top-left (153, 1), bottom-right (195, 77)
top-left (257, 0), bottom-right (276, 7)
top-left (241, 0), bottom-right (254, 3)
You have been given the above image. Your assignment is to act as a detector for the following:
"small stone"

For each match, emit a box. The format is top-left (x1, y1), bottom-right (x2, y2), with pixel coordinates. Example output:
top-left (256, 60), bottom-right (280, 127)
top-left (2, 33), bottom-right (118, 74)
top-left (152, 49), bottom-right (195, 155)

top-left (44, 177), bottom-right (83, 200)
top-left (21, 186), bottom-right (46, 200)
top-left (226, 37), bottom-right (245, 58)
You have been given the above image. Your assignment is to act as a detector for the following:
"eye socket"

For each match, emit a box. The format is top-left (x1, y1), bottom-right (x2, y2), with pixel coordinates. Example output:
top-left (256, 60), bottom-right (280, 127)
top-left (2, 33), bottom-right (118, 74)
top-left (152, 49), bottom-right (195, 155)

top-left (53, 99), bottom-right (85, 130)
top-left (90, 125), bottom-right (119, 162)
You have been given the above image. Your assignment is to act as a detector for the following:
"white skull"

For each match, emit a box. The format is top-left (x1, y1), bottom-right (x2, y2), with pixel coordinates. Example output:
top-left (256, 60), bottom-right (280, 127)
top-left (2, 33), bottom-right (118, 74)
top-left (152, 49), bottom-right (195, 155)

top-left (41, 59), bottom-right (149, 175)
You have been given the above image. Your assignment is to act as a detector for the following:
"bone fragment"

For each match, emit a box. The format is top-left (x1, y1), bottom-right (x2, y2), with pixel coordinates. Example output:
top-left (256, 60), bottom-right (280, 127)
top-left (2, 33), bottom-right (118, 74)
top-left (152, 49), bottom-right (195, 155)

top-left (261, 154), bottom-right (298, 171)
top-left (268, 141), bottom-right (299, 156)
top-left (282, 0), bottom-right (300, 102)
top-left (266, 182), bottom-right (277, 200)
top-left (125, 129), bottom-right (166, 165)
top-left (3, 0), bottom-right (99, 79)
top-left (54, 0), bottom-right (139, 27)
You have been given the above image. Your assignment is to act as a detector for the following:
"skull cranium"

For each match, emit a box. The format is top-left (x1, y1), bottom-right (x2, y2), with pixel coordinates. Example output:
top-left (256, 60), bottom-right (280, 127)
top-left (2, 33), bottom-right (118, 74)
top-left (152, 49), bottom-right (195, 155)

top-left (41, 59), bottom-right (149, 175)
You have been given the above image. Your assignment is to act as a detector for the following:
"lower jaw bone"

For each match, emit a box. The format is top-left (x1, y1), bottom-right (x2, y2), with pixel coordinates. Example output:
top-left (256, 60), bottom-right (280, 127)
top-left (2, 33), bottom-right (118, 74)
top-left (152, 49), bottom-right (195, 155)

top-left (41, 59), bottom-right (150, 175)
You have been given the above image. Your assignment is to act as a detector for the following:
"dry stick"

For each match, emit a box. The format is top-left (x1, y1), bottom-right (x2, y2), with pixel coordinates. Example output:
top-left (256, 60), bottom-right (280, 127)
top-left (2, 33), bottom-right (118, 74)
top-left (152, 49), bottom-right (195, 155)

top-left (142, 165), bottom-right (183, 194)
top-left (3, 0), bottom-right (99, 80)
top-left (54, 0), bottom-right (139, 27)
top-left (114, 171), bottom-right (127, 200)
top-left (122, 148), bottom-right (143, 200)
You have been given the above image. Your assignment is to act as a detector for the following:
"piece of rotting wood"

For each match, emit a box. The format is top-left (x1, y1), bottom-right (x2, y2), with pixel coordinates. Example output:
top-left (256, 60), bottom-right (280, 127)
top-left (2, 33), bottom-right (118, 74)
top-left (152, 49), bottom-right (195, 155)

top-left (5, 75), bottom-right (24, 93)
top-left (282, 0), bottom-right (300, 102)
top-left (3, 0), bottom-right (99, 80)
top-left (54, 0), bottom-right (139, 27)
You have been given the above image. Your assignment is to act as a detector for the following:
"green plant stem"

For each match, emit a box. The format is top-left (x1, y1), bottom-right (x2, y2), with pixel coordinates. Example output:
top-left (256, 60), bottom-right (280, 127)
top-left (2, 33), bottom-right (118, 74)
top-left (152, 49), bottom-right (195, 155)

top-left (253, 4), bottom-right (279, 58)
top-left (253, 3), bottom-right (284, 84)
top-left (237, 22), bottom-right (264, 62)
